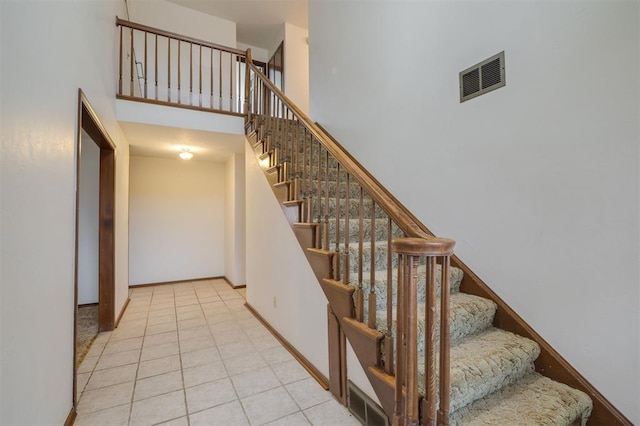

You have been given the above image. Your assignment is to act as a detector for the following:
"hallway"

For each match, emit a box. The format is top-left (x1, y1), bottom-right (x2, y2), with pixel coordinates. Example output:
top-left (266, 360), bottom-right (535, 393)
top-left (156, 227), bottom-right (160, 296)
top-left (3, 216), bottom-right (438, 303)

top-left (75, 279), bottom-right (360, 425)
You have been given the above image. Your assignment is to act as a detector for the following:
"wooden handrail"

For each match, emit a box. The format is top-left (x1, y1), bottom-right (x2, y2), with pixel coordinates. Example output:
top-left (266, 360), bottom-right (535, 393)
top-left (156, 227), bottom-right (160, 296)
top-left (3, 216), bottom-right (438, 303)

top-left (247, 61), bottom-right (432, 240)
top-left (115, 17), bottom-right (246, 56)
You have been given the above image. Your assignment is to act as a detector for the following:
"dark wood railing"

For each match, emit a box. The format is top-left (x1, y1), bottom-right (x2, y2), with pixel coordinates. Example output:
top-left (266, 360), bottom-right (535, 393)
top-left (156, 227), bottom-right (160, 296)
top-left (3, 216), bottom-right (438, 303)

top-left (244, 51), bottom-right (455, 426)
top-left (116, 18), bottom-right (246, 115)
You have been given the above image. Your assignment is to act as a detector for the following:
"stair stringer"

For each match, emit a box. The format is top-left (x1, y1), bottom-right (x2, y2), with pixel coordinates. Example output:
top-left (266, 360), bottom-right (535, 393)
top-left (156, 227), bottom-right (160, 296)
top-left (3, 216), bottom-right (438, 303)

top-left (247, 130), bottom-right (399, 419)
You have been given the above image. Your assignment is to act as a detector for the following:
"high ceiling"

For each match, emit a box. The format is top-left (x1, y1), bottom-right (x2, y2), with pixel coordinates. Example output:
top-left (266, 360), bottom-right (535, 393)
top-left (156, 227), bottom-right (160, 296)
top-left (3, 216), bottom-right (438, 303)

top-left (167, 0), bottom-right (308, 49)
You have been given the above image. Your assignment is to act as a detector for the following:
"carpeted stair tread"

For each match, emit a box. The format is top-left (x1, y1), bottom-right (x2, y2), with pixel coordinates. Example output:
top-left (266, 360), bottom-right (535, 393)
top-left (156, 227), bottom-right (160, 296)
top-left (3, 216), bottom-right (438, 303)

top-left (449, 372), bottom-right (593, 426)
top-left (420, 328), bottom-right (541, 413)
top-left (374, 292), bottom-right (497, 344)
top-left (351, 263), bottom-right (464, 302)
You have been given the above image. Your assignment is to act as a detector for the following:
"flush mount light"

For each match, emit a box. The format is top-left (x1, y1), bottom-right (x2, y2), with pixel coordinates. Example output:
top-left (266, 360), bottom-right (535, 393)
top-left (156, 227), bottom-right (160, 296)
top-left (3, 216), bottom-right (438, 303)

top-left (179, 148), bottom-right (193, 160)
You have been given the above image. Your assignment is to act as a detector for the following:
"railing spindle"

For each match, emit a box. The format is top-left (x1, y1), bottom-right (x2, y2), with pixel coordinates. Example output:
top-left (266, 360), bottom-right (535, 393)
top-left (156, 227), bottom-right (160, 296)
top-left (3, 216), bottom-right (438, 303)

top-left (177, 41), bottom-right (181, 103)
top-left (218, 50), bottom-right (222, 110)
top-left (356, 186), bottom-right (364, 322)
top-left (129, 28), bottom-right (134, 96)
top-left (425, 256), bottom-right (437, 426)
top-left (384, 217), bottom-right (394, 375)
top-left (438, 256), bottom-right (452, 426)
top-left (229, 52), bottom-right (233, 112)
top-left (368, 201), bottom-right (377, 329)
top-left (324, 150), bottom-right (330, 251)
top-left (342, 173), bottom-right (350, 286)
top-left (167, 38), bottom-right (171, 102)
top-left (199, 45), bottom-right (202, 107)
top-left (144, 31), bottom-right (148, 98)
top-left (118, 26), bottom-right (123, 95)
top-left (334, 163), bottom-right (341, 281)
top-left (154, 34), bottom-right (158, 100)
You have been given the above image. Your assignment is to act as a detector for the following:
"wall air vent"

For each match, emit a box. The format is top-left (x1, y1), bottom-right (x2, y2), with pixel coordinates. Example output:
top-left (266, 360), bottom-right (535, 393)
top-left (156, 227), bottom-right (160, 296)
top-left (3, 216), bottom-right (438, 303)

top-left (347, 381), bottom-right (389, 426)
top-left (459, 51), bottom-right (505, 102)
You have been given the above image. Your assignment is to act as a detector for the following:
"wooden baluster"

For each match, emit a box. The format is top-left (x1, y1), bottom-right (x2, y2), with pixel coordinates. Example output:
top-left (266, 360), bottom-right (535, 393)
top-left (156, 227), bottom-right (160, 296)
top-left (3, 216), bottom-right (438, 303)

top-left (167, 38), bottom-right (171, 102)
top-left (211, 47), bottom-right (214, 108)
top-left (301, 127), bottom-right (307, 222)
top-left (177, 41), bottom-right (181, 103)
top-left (406, 254), bottom-right (419, 426)
top-left (438, 256), bottom-right (452, 426)
top-left (368, 201), bottom-right (377, 329)
top-left (129, 28), bottom-right (134, 96)
top-left (425, 256), bottom-right (437, 426)
top-left (394, 253), bottom-right (405, 422)
top-left (144, 31), bottom-right (148, 98)
top-left (308, 136), bottom-right (314, 224)
top-left (229, 52), bottom-right (233, 112)
top-left (154, 35), bottom-right (158, 100)
top-left (342, 173), bottom-right (350, 286)
top-left (199, 45), bottom-right (202, 107)
top-left (384, 217), bottom-right (394, 375)
top-left (219, 50), bottom-right (222, 110)
top-left (118, 26), bottom-right (123, 95)
top-left (324, 151), bottom-right (330, 251)
top-left (356, 187), bottom-right (364, 322)
top-left (189, 43), bottom-right (193, 104)
top-left (334, 163), bottom-right (341, 281)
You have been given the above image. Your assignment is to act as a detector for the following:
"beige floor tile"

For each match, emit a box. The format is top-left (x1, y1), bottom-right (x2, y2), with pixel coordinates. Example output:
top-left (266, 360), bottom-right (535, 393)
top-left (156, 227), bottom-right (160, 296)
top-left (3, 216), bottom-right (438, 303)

top-left (218, 340), bottom-right (256, 360)
top-left (181, 347), bottom-right (222, 369)
top-left (95, 349), bottom-right (141, 371)
top-left (177, 310), bottom-right (205, 321)
top-left (183, 360), bottom-right (228, 387)
top-left (250, 333), bottom-right (280, 351)
top-left (285, 377), bottom-right (332, 410)
top-left (94, 332), bottom-right (113, 345)
top-left (205, 312), bottom-right (234, 325)
top-left (177, 317), bottom-right (207, 330)
top-left (230, 366), bottom-right (280, 398)
top-left (140, 342), bottom-right (179, 361)
top-left (241, 387), bottom-right (299, 425)
top-left (134, 370), bottom-right (183, 401)
top-left (137, 355), bottom-right (181, 379)
top-left (103, 337), bottom-right (144, 355)
top-left (303, 399), bottom-right (361, 425)
top-left (264, 411), bottom-right (311, 426)
top-left (110, 326), bottom-right (146, 342)
top-left (176, 304), bottom-right (202, 314)
top-left (143, 331), bottom-right (178, 348)
top-left (175, 298), bottom-right (198, 308)
top-left (85, 364), bottom-right (137, 391)
top-left (149, 307), bottom-right (175, 317)
top-left (189, 400), bottom-right (249, 426)
top-left (78, 356), bottom-right (99, 374)
top-left (223, 352), bottom-right (267, 376)
top-left (197, 296), bottom-right (221, 304)
top-left (211, 328), bottom-right (248, 346)
top-left (74, 403), bottom-right (131, 426)
top-left (77, 382), bottom-right (134, 414)
top-left (178, 325), bottom-right (211, 341)
top-left (121, 310), bottom-right (149, 321)
top-left (244, 325), bottom-right (271, 339)
top-left (179, 336), bottom-right (216, 354)
top-left (147, 317), bottom-right (177, 329)
top-left (271, 359), bottom-right (311, 384)
top-left (157, 416), bottom-right (189, 426)
top-left (237, 316), bottom-right (262, 329)
top-left (260, 346), bottom-right (294, 365)
top-left (86, 342), bottom-right (107, 359)
top-left (117, 319), bottom-right (147, 329)
top-left (150, 302), bottom-right (175, 311)
top-left (77, 372), bottom-right (91, 394)
top-left (185, 377), bottom-right (237, 414)
top-left (130, 389), bottom-right (186, 426)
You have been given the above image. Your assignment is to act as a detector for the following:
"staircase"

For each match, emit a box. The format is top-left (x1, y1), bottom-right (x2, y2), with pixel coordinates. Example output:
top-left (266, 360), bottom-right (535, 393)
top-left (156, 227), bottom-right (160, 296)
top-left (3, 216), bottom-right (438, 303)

top-left (241, 50), bottom-right (630, 426)
top-left (112, 20), bottom-right (629, 423)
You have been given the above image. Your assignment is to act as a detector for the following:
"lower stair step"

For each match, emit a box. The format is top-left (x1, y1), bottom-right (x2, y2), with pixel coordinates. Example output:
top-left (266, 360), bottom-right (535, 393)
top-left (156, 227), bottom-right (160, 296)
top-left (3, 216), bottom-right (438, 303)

top-left (427, 328), bottom-right (541, 414)
top-left (374, 292), bottom-right (497, 344)
top-left (448, 372), bottom-right (593, 426)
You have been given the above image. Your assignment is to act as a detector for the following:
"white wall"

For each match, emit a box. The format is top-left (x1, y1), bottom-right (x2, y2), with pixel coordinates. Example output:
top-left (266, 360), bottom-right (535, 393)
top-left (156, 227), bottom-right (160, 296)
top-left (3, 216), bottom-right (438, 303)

top-left (127, 0), bottom-right (236, 47)
top-left (237, 42), bottom-right (269, 64)
top-left (129, 156), bottom-right (225, 285)
top-left (224, 154), bottom-right (246, 286)
top-left (245, 142), bottom-right (329, 378)
top-left (78, 132), bottom-right (101, 305)
top-left (284, 23), bottom-right (309, 114)
top-left (0, 1), bottom-right (130, 423)
top-left (309, 1), bottom-right (639, 422)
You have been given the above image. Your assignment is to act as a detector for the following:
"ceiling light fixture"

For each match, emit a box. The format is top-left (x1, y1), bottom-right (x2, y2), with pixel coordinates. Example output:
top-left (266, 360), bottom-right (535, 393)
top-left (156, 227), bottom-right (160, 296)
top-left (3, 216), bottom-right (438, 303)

top-left (179, 148), bottom-right (193, 160)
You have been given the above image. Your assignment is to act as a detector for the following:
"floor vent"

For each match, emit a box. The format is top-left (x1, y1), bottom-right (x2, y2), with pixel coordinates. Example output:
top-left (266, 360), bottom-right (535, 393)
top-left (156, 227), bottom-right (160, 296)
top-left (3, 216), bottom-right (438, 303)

top-left (459, 51), bottom-right (505, 102)
top-left (347, 381), bottom-right (389, 426)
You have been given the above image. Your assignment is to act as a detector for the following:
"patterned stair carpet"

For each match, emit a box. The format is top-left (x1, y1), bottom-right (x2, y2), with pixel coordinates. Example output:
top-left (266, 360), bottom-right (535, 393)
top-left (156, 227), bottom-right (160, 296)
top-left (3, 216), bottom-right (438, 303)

top-left (77, 304), bottom-right (99, 367)
top-left (268, 128), bottom-right (594, 425)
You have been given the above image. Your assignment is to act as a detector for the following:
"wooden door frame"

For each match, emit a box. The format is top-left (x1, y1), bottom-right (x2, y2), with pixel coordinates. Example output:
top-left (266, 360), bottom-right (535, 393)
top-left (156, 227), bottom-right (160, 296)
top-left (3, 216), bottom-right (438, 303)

top-left (73, 89), bottom-right (116, 408)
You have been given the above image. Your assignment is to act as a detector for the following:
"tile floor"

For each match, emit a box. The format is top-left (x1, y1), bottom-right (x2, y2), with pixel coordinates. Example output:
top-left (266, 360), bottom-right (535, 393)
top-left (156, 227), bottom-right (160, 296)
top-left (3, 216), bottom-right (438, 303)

top-left (75, 279), bottom-right (362, 426)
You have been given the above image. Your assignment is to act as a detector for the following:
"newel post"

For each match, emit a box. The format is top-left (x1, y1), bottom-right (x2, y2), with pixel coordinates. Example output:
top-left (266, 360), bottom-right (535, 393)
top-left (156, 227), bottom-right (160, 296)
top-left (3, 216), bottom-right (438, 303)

top-left (244, 48), bottom-right (252, 124)
top-left (392, 237), bottom-right (455, 426)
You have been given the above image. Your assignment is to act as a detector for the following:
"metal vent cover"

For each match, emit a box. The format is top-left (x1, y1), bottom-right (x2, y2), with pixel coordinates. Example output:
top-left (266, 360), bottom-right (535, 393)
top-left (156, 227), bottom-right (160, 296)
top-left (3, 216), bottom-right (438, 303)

top-left (347, 381), bottom-right (389, 426)
top-left (460, 51), bottom-right (505, 102)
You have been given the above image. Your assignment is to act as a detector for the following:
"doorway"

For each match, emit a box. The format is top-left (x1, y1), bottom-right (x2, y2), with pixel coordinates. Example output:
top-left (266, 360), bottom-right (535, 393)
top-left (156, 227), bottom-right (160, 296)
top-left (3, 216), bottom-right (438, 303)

top-left (73, 89), bottom-right (116, 408)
